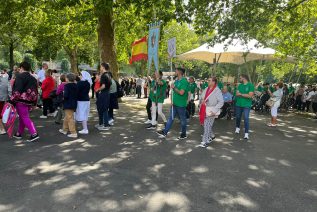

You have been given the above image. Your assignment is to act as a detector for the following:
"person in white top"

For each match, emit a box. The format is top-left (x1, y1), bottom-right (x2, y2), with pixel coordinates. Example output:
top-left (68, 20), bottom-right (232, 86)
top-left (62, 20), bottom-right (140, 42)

top-left (37, 63), bottom-right (48, 83)
top-left (304, 85), bottom-right (314, 112)
top-left (267, 82), bottom-right (284, 127)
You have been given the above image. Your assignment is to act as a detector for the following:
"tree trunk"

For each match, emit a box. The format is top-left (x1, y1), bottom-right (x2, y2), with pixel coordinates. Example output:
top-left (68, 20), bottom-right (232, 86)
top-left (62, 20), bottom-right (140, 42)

top-left (98, 7), bottom-right (119, 80)
top-left (9, 41), bottom-right (14, 71)
top-left (67, 48), bottom-right (78, 74)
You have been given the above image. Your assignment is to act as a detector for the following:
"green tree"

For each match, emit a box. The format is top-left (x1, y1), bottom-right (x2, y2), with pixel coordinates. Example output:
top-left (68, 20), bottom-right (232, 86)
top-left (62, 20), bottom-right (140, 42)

top-left (0, 0), bottom-right (43, 70)
top-left (61, 58), bottom-right (70, 73)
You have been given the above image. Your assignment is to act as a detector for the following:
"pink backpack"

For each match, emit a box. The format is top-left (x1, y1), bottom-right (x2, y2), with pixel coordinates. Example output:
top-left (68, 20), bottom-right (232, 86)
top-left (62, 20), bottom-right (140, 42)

top-left (1, 103), bottom-right (17, 138)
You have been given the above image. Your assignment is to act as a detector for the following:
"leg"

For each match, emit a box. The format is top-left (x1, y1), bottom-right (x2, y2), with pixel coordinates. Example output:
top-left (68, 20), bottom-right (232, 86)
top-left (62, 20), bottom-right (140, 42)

top-left (63, 110), bottom-right (71, 132)
top-left (235, 106), bottom-right (243, 129)
top-left (306, 101), bottom-right (311, 112)
top-left (157, 103), bottom-right (167, 123)
top-left (177, 107), bottom-right (187, 136)
top-left (16, 103), bottom-right (26, 135)
top-left (48, 98), bottom-right (55, 113)
top-left (151, 102), bottom-right (157, 126)
top-left (103, 110), bottom-right (109, 127)
top-left (202, 117), bottom-right (212, 144)
top-left (163, 106), bottom-right (177, 134)
top-left (108, 107), bottom-right (114, 120)
top-left (98, 109), bottom-right (103, 126)
top-left (146, 98), bottom-right (152, 120)
top-left (68, 110), bottom-right (76, 134)
top-left (42, 99), bottom-right (48, 116)
top-left (82, 120), bottom-right (88, 131)
top-left (243, 108), bottom-right (251, 133)
top-left (16, 103), bottom-right (37, 135)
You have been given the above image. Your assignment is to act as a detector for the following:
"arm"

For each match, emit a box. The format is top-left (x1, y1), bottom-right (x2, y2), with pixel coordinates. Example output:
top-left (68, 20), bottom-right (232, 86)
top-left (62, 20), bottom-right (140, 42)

top-left (215, 91), bottom-right (225, 110)
top-left (63, 85), bottom-right (69, 100)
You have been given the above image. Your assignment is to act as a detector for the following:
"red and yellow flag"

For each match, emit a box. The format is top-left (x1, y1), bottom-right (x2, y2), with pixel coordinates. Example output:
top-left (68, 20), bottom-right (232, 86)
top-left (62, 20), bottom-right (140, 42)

top-left (129, 36), bottom-right (148, 64)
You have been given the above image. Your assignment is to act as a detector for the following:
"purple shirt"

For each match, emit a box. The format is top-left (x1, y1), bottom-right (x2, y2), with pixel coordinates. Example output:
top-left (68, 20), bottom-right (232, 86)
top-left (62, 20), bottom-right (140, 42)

top-left (56, 82), bottom-right (66, 95)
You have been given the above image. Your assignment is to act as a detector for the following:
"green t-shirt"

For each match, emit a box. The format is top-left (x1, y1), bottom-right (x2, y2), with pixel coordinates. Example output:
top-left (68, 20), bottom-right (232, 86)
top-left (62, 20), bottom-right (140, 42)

top-left (235, 82), bottom-right (255, 108)
top-left (227, 85), bottom-right (232, 93)
top-left (218, 82), bottom-right (224, 90)
top-left (188, 82), bottom-right (197, 94)
top-left (173, 77), bottom-right (189, 107)
top-left (257, 86), bottom-right (264, 92)
top-left (201, 82), bottom-right (208, 90)
top-left (150, 79), bottom-right (167, 103)
top-left (289, 86), bottom-right (295, 94)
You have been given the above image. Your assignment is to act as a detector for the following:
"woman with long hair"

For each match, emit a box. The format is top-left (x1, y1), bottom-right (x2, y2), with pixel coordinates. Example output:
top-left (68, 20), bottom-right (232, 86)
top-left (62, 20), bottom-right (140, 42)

top-left (12, 62), bottom-right (39, 142)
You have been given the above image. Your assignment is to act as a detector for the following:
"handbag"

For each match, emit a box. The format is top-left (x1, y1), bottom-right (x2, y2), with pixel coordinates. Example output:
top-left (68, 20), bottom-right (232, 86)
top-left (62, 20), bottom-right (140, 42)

top-left (266, 98), bottom-right (274, 107)
top-left (206, 106), bottom-right (220, 117)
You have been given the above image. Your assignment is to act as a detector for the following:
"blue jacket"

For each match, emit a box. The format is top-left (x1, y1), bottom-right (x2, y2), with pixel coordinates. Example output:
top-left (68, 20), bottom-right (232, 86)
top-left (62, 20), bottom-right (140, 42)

top-left (63, 83), bottom-right (78, 110)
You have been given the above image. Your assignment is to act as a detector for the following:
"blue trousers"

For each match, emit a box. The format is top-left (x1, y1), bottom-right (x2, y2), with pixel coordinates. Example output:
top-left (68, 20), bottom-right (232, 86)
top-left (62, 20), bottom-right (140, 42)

top-left (235, 106), bottom-right (251, 133)
top-left (163, 106), bottom-right (187, 136)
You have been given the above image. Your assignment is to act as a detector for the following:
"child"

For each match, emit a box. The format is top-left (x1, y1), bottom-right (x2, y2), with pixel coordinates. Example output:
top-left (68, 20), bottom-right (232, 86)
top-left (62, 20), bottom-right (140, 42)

top-left (55, 74), bottom-right (66, 124)
top-left (59, 73), bottom-right (78, 138)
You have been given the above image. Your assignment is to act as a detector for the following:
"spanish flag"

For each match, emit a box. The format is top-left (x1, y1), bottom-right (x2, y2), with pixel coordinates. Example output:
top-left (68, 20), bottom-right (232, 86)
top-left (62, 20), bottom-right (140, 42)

top-left (129, 36), bottom-right (148, 64)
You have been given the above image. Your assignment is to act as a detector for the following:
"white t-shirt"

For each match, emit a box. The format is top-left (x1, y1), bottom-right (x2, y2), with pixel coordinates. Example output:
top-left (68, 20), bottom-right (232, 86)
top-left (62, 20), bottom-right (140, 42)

top-left (37, 69), bottom-right (46, 82)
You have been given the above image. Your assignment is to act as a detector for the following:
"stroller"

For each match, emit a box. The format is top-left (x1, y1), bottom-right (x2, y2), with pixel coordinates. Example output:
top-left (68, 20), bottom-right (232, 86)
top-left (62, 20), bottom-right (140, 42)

top-left (218, 101), bottom-right (233, 120)
top-left (253, 93), bottom-right (270, 112)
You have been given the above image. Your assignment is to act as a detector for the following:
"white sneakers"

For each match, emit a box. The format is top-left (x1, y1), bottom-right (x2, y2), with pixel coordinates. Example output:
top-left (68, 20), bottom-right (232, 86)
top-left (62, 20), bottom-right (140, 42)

top-left (79, 129), bottom-right (89, 135)
top-left (67, 134), bottom-right (78, 138)
top-left (59, 129), bottom-right (67, 135)
top-left (40, 115), bottom-right (48, 119)
top-left (144, 119), bottom-right (151, 124)
top-left (0, 129), bottom-right (6, 135)
top-left (244, 133), bottom-right (249, 140)
top-left (235, 128), bottom-right (249, 140)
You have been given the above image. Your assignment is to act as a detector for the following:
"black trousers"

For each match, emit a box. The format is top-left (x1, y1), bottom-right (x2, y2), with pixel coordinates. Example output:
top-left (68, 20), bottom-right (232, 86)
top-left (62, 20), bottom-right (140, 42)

top-left (43, 98), bottom-right (55, 116)
top-left (294, 95), bottom-right (303, 110)
top-left (305, 101), bottom-right (311, 112)
top-left (136, 85), bottom-right (142, 98)
top-left (186, 100), bottom-right (195, 118)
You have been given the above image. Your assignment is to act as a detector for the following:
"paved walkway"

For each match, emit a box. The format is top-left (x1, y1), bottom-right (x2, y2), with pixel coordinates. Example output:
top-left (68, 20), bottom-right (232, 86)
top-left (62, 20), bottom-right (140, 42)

top-left (0, 97), bottom-right (316, 212)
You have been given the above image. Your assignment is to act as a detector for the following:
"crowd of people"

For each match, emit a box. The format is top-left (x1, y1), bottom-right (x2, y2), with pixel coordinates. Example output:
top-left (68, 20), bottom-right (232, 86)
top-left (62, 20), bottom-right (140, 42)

top-left (0, 61), bottom-right (316, 147)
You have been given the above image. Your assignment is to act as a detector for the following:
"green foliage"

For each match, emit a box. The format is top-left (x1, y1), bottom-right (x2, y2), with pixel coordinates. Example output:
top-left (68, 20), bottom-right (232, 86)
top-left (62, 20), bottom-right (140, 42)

top-left (61, 58), bottom-right (70, 73)
top-left (55, 49), bottom-right (69, 62)
top-left (23, 53), bottom-right (38, 71)
top-left (0, 60), bottom-right (9, 70)
top-left (13, 51), bottom-right (22, 64)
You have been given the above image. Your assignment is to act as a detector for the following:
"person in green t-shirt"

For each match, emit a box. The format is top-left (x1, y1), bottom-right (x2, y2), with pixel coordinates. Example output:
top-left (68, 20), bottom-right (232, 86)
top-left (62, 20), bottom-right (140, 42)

top-left (157, 67), bottom-right (189, 139)
top-left (187, 76), bottom-right (197, 117)
top-left (235, 74), bottom-right (255, 140)
top-left (147, 71), bottom-right (167, 129)
top-left (218, 81), bottom-right (224, 90)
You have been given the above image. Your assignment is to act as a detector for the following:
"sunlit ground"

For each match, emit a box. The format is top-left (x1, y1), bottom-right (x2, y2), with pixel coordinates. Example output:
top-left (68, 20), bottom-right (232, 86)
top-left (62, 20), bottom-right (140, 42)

top-left (0, 96), bottom-right (316, 211)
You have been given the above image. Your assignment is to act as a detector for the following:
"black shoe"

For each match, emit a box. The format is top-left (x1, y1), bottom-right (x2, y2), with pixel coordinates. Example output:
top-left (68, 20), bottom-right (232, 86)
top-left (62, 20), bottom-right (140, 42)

top-left (178, 134), bottom-right (187, 140)
top-left (55, 121), bottom-right (61, 125)
top-left (27, 134), bottom-right (40, 142)
top-left (13, 134), bottom-right (22, 140)
top-left (157, 130), bottom-right (167, 138)
top-left (208, 136), bottom-right (216, 143)
top-left (146, 124), bottom-right (157, 129)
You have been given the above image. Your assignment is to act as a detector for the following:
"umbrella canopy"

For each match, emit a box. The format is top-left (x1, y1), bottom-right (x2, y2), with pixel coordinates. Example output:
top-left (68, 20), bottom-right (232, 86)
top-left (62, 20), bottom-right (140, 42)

top-left (177, 38), bottom-right (295, 65)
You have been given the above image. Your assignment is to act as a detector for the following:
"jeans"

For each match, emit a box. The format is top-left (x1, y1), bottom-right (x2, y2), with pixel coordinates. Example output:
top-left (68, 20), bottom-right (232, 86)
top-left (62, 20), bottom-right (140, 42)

top-left (98, 110), bottom-right (109, 127)
top-left (163, 106), bottom-right (187, 136)
top-left (108, 108), bottom-right (114, 120)
top-left (16, 102), bottom-right (37, 135)
top-left (235, 106), bottom-right (251, 133)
